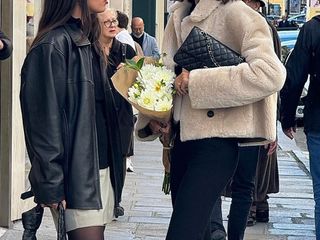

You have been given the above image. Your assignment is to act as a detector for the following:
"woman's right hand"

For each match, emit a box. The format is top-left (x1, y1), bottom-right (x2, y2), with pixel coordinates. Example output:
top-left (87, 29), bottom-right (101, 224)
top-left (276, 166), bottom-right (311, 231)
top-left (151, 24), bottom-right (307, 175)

top-left (149, 120), bottom-right (170, 135)
top-left (174, 69), bottom-right (190, 96)
top-left (41, 200), bottom-right (66, 210)
top-left (283, 127), bottom-right (296, 140)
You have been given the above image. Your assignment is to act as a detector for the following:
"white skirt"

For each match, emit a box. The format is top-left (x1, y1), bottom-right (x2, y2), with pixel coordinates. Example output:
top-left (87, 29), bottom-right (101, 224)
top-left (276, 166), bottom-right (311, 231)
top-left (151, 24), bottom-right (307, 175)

top-left (51, 167), bottom-right (115, 232)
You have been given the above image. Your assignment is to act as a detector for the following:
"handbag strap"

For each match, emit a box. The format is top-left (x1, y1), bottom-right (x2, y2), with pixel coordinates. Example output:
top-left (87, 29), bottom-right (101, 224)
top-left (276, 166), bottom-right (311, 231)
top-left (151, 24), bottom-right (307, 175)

top-left (57, 203), bottom-right (67, 240)
top-left (121, 43), bottom-right (127, 62)
top-left (200, 30), bottom-right (220, 67)
top-left (200, 29), bottom-right (244, 67)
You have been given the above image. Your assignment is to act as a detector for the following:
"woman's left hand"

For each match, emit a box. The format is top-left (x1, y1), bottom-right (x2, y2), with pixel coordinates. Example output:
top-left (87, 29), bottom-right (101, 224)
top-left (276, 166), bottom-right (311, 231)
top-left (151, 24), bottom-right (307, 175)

top-left (149, 119), bottom-right (171, 135)
top-left (265, 140), bottom-right (278, 155)
top-left (174, 69), bottom-right (189, 96)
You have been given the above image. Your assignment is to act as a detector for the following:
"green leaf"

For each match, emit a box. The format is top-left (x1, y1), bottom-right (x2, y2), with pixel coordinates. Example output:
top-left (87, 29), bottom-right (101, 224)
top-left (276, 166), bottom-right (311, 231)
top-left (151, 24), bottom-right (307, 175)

top-left (136, 58), bottom-right (145, 70)
top-left (126, 59), bottom-right (137, 66)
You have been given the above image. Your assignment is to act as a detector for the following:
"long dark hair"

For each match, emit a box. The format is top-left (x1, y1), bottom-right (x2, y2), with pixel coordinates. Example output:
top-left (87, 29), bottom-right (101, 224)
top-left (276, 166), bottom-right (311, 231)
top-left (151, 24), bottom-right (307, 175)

top-left (32, 0), bottom-right (94, 46)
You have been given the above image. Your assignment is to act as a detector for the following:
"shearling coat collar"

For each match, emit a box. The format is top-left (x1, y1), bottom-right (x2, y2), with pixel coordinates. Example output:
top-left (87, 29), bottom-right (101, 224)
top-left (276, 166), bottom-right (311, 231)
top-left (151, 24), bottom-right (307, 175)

top-left (169, 0), bottom-right (221, 22)
top-left (169, 0), bottom-right (222, 21)
top-left (190, 0), bottom-right (221, 22)
top-left (168, 0), bottom-right (226, 46)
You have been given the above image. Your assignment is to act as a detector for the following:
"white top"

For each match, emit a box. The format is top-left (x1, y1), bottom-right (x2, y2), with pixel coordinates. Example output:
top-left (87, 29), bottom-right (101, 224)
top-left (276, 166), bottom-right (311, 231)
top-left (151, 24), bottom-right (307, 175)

top-left (115, 29), bottom-right (136, 51)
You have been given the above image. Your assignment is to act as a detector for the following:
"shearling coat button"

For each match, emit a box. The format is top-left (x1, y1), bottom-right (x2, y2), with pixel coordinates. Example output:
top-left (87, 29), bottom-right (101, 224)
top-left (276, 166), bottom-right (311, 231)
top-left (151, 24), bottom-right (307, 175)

top-left (207, 110), bottom-right (214, 118)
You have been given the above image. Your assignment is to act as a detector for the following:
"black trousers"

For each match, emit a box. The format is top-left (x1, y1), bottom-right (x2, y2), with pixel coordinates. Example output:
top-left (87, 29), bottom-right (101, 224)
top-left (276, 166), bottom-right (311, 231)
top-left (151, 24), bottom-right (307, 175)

top-left (209, 146), bottom-right (260, 239)
top-left (166, 133), bottom-right (239, 240)
top-left (227, 146), bottom-right (260, 240)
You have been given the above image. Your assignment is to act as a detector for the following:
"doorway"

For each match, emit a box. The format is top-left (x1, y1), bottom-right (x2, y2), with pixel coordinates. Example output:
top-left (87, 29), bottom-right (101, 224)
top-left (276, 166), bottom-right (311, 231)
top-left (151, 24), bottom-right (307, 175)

top-left (132, 0), bottom-right (156, 37)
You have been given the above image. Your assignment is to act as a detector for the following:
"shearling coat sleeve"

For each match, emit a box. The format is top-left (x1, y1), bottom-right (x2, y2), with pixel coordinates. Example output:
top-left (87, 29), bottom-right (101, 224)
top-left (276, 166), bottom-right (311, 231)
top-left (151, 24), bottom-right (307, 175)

top-left (188, 8), bottom-right (286, 110)
top-left (135, 113), bottom-right (161, 141)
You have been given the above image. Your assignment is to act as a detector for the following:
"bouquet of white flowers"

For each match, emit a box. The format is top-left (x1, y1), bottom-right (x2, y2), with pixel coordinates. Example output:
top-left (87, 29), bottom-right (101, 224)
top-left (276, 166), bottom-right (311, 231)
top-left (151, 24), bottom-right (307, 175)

top-left (111, 57), bottom-right (175, 121)
top-left (111, 57), bottom-right (174, 195)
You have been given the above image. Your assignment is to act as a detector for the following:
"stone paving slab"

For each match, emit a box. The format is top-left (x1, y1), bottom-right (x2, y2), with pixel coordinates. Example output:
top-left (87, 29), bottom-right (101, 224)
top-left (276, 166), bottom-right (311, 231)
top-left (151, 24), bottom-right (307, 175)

top-left (0, 136), bottom-right (317, 239)
top-left (0, 229), bottom-right (6, 239)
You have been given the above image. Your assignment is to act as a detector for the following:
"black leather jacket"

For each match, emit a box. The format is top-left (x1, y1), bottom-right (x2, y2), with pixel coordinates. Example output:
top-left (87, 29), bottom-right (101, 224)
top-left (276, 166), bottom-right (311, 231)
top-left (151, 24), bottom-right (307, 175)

top-left (0, 30), bottom-right (13, 60)
top-left (20, 21), bottom-right (123, 210)
top-left (280, 16), bottom-right (320, 133)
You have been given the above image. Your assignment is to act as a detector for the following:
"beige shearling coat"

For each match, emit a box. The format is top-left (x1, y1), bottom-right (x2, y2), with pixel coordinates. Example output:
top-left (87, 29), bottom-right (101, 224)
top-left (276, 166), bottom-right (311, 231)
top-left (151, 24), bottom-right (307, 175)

top-left (136, 0), bottom-right (286, 145)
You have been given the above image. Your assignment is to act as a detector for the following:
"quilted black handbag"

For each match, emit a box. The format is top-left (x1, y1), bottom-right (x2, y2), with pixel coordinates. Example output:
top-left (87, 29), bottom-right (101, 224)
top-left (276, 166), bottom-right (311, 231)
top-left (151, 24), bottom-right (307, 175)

top-left (173, 26), bottom-right (245, 71)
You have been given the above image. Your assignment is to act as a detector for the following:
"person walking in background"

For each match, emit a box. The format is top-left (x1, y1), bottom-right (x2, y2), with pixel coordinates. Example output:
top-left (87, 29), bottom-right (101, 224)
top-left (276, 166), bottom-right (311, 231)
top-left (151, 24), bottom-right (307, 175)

top-left (115, 11), bottom-right (144, 58)
top-left (96, 7), bottom-right (136, 200)
top-left (135, 0), bottom-right (286, 239)
top-left (131, 17), bottom-right (160, 59)
top-left (278, 15), bottom-right (291, 28)
top-left (20, 0), bottom-right (126, 239)
top-left (280, 15), bottom-right (320, 239)
top-left (115, 10), bottom-right (144, 57)
top-left (0, 30), bottom-right (13, 60)
top-left (115, 11), bottom-right (136, 50)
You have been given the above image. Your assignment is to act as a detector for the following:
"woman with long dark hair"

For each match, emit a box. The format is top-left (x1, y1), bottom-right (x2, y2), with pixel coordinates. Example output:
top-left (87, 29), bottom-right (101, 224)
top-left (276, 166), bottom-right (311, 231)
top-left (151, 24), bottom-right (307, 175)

top-left (20, 1), bottom-right (124, 239)
top-left (135, 0), bottom-right (286, 239)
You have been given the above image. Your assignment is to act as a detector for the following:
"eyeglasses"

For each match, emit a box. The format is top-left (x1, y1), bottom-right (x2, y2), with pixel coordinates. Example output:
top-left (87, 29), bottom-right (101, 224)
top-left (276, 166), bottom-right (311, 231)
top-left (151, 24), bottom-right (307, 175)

top-left (103, 19), bottom-right (118, 28)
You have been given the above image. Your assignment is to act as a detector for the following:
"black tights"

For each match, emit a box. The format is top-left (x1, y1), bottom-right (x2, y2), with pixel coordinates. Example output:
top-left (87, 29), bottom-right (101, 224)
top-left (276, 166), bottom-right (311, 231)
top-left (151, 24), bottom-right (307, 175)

top-left (68, 226), bottom-right (105, 240)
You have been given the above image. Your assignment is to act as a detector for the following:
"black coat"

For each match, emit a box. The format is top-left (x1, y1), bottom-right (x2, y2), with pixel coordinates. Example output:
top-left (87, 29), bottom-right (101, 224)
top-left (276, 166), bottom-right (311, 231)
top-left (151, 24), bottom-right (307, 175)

top-left (0, 30), bottom-right (13, 60)
top-left (20, 21), bottom-right (123, 210)
top-left (107, 39), bottom-right (136, 155)
top-left (280, 15), bottom-right (320, 133)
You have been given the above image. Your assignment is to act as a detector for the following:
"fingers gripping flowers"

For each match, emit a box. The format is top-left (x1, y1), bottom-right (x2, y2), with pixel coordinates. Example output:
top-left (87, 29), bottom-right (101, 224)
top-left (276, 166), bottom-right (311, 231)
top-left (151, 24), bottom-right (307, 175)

top-left (125, 58), bottom-right (176, 113)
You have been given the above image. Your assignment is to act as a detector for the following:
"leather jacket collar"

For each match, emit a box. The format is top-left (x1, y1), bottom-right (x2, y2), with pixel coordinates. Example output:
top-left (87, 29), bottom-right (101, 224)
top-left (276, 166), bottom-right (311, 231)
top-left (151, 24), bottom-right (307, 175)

top-left (64, 19), bottom-right (91, 47)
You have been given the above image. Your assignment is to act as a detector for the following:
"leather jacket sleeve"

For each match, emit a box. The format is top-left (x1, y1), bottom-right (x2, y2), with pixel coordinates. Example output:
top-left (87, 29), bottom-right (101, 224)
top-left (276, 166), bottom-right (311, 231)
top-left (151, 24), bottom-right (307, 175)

top-left (0, 30), bottom-right (13, 60)
top-left (280, 24), bottom-right (310, 130)
top-left (20, 43), bottom-right (66, 205)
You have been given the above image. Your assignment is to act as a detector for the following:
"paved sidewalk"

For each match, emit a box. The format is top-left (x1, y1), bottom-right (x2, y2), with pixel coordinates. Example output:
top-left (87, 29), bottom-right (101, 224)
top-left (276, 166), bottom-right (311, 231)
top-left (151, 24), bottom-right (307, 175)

top-left (0, 135), bottom-right (316, 239)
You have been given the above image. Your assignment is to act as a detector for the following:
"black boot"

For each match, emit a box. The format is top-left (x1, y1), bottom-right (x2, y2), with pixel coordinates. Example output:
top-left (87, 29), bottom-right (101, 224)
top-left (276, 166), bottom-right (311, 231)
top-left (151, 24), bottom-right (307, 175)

top-left (256, 198), bottom-right (269, 223)
top-left (246, 203), bottom-right (256, 227)
top-left (22, 205), bottom-right (44, 240)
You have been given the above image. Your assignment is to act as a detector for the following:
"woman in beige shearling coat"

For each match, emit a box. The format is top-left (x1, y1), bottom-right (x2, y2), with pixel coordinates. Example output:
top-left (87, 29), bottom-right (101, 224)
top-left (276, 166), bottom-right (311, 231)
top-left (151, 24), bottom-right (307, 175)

top-left (136, 0), bottom-right (286, 239)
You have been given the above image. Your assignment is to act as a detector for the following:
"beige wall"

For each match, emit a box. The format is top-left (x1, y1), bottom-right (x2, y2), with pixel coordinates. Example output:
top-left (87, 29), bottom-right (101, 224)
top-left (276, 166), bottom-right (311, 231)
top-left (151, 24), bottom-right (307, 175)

top-left (10, 0), bottom-right (35, 222)
top-left (0, 0), bottom-right (35, 226)
top-left (156, 0), bottom-right (164, 53)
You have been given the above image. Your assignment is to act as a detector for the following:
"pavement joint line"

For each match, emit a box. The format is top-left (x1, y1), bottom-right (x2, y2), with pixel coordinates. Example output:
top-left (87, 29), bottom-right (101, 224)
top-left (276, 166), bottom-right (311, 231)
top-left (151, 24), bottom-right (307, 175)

top-left (289, 150), bottom-right (311, 177)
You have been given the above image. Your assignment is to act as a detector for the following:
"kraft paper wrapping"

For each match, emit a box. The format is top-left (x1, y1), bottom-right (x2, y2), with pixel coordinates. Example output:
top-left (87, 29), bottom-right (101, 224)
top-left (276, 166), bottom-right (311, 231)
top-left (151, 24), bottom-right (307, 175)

top-left (111, 57), bottom-right (172, 122)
